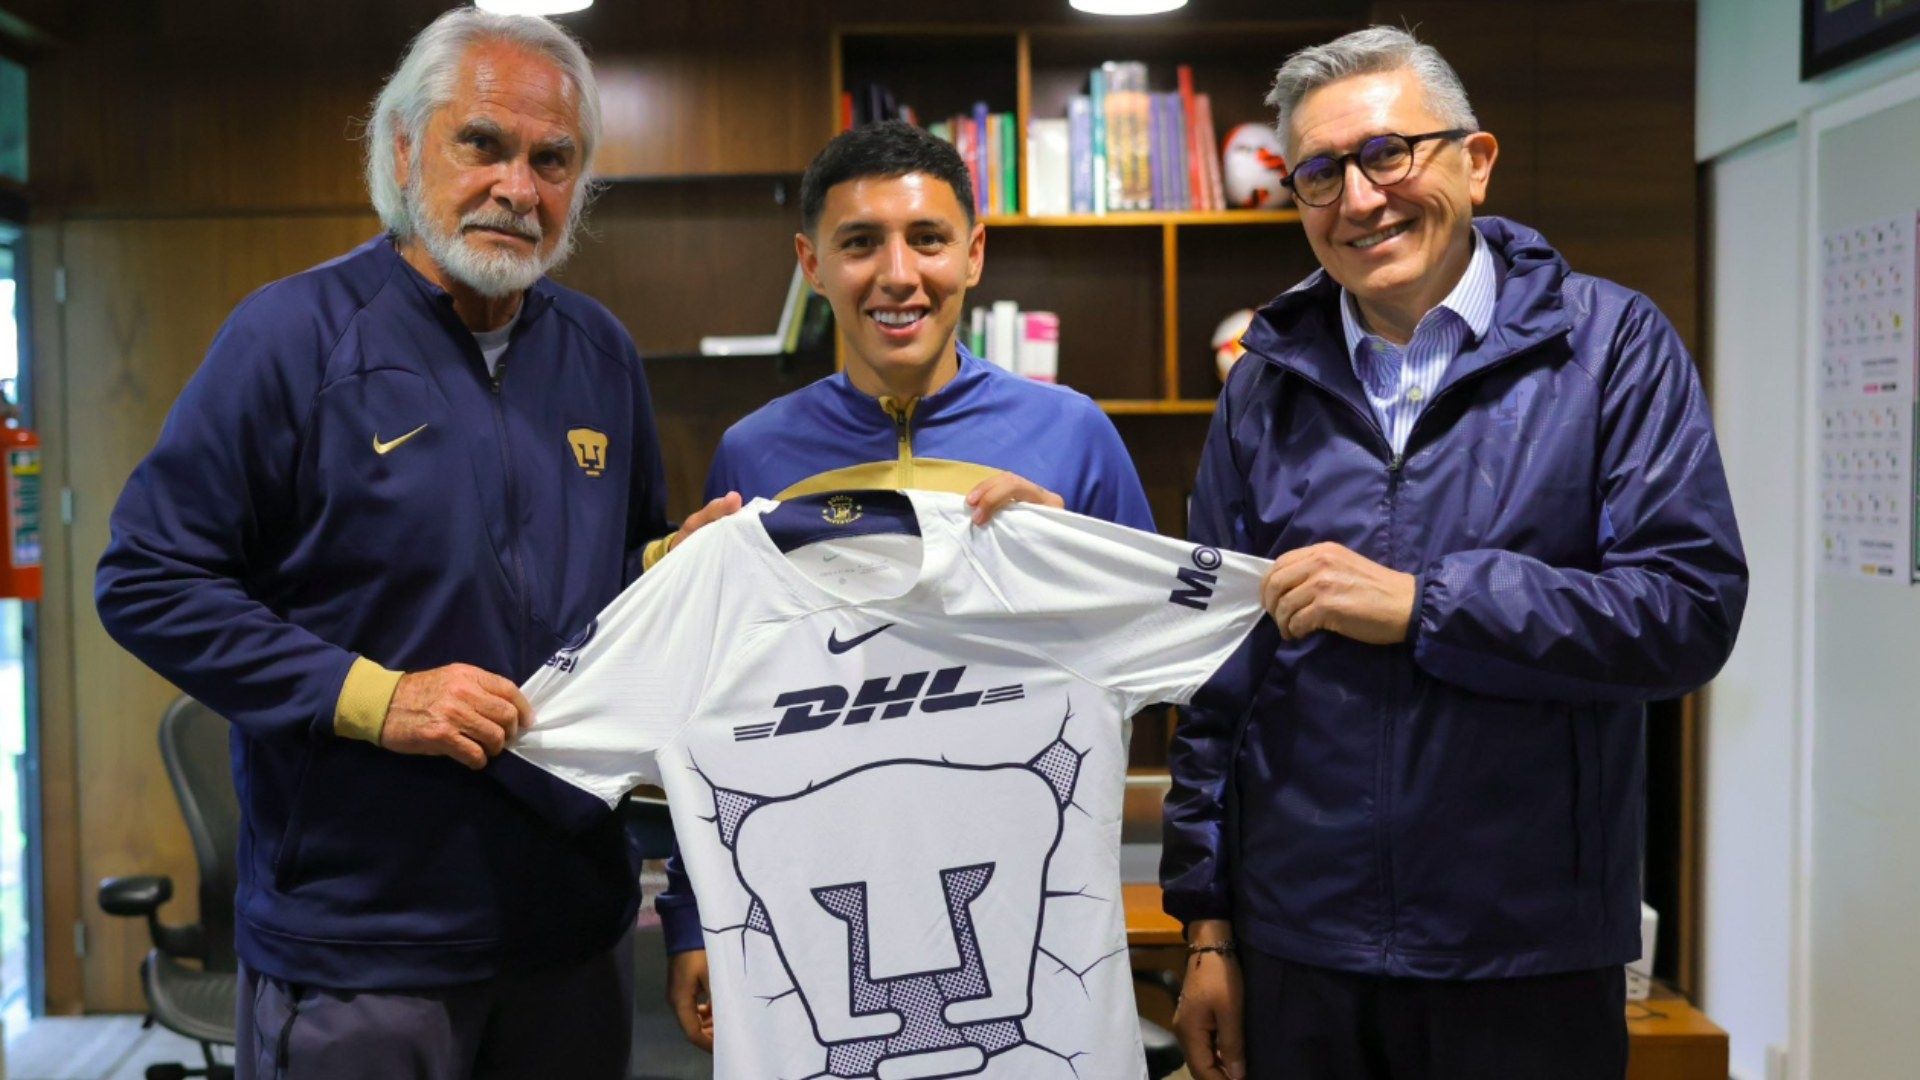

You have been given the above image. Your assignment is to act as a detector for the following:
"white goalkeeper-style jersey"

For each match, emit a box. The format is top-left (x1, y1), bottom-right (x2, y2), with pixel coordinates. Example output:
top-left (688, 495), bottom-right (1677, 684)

top-left (503, 489), bottom-right (1266, 1080)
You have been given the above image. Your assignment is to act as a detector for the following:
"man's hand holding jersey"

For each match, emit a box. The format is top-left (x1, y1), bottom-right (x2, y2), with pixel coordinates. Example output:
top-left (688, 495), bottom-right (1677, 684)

top-left (1260, 541), bottom-right (1416, 644)
top-left (380, 664), bottom-right (533, 770)
top-left (672, 491), bottom-right (744, 551)
top-left (964, 472), bottom-right (1065, 526)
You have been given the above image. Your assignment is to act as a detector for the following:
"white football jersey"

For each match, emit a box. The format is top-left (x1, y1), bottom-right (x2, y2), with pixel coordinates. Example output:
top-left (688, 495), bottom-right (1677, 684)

top-left (508, 490), bottom-right (1266, 1080)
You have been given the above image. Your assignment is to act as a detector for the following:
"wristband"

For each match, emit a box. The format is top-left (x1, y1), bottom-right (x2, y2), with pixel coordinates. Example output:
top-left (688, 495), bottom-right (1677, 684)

top-left (1187, 941), bottom-right (1236, 959)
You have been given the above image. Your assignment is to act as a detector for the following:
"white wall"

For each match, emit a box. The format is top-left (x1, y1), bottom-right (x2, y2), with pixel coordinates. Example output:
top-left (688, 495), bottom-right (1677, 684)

top-left (1804, 88), bottom-right (1920, 1080)
top-left (1701, 125), bottom-right (1800, 1080)
top-left (1699, 0), bottom-right (1920, 161)
top-left (1697, 4), bottom-right (1920, 1079)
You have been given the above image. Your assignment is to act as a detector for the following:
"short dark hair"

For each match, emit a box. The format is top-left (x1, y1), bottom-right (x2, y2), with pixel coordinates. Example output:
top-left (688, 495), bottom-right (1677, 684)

top-left (798, 121), bottom-right (976, 236)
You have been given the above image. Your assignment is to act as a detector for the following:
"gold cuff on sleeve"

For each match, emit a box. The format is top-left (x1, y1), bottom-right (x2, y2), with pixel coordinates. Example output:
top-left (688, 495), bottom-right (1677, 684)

top-left (334, 656), bottom-right (404, 743)
top-left (641, 533), bottom-right (677, 573)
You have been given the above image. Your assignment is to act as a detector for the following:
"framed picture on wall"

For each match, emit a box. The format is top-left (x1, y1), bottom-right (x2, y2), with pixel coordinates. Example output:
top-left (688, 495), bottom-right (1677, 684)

top-left (1804, 0), bottom-right (1920, 79)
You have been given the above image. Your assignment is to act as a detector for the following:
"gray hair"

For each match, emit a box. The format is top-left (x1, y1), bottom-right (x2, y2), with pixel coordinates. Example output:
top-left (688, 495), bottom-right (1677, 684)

top-left (1265, 26), bottom-right (1478, 155)
top-left (364, 8), bottom-right (602, 239)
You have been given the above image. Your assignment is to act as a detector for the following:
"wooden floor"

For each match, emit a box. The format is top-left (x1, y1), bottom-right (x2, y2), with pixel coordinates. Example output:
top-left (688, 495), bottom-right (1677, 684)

top-left (5, 1015), bottom-right (220, 1079)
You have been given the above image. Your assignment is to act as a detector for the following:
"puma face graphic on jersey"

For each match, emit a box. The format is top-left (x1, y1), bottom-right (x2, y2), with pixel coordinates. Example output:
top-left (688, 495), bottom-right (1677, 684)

top-left (700, 710), bottom-right (1093, 1080)
top-left (508, 491), bottom-right (1270, 1078)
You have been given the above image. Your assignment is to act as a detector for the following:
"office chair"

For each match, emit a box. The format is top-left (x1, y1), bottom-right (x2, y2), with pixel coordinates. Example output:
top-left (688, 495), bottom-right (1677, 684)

top-left (98, 695), bottom-right (237, 1080)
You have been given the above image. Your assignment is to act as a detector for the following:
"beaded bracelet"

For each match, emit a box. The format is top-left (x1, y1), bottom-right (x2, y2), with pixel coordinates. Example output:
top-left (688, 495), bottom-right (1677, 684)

top-left (1187, 941), bottom-right (1236, 958)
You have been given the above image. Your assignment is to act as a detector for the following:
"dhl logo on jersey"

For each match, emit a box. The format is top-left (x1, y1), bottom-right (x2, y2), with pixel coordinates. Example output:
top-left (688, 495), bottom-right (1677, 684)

top-left (734, 666), bottom-right (1025, 742)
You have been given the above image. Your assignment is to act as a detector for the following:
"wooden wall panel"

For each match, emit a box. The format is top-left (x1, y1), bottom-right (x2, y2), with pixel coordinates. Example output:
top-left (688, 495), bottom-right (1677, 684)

top-left (1534, 2), bottom-right (1697, 350)
top-left (1372, 2), bottom-right (1697, 349)
top-left (52, 215), bottom-right (376, 1011)
top-left (594, 48), bottom-right (830, 179)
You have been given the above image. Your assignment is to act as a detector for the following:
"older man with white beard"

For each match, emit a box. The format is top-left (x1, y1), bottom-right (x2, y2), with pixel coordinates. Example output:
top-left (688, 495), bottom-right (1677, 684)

top-left (94, 9), bottom-right (734, 1077)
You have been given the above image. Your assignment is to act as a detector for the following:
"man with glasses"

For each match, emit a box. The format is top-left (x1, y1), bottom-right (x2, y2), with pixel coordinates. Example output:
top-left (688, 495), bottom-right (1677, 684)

top-left (1162, 26), bottom-right (1746, 1079)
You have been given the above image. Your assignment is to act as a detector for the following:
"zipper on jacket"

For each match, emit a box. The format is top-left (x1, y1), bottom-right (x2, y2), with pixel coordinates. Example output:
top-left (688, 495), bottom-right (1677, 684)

top-left (1275, 365), bottom-right (1406, 950)
top-left (1377, 443), bottom-right (1407, 952)
top-left (486, 357), bottom-right (531, 658)
top-left (879, 396), bottom-right (919, 487)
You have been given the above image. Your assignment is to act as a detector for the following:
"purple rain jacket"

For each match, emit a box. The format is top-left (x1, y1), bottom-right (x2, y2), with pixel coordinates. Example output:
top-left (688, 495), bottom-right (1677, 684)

top-left (1161, 217), bottom-right (1747, 979)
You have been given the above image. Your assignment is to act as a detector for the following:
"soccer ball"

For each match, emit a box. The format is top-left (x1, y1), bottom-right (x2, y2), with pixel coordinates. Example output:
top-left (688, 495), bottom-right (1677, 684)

top-left (1222, 124), bottom-right (1289, 210)
top-left (1211, 309), bottom-right (1255, 382)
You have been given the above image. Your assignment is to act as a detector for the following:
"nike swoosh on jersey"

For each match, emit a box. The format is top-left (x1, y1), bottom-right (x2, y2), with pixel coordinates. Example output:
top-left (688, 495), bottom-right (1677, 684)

top-left (826, 623), bottom-right (895, 654)
top-left (372, 423), bottom-right (429, 455)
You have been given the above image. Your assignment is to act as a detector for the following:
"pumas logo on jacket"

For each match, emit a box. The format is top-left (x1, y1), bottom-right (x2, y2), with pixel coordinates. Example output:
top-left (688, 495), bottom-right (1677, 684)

top-left (568, 427), bottom-right (607, 477)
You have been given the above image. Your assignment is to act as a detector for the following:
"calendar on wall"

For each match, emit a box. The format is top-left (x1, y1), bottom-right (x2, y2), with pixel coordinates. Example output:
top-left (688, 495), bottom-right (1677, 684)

top-left (1817, 213), bottom-right (1918, 582)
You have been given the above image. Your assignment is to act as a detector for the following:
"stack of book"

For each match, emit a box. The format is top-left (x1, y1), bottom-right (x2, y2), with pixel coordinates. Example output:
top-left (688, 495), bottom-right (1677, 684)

top-left (841, 84), bottom-right (1019, 217)
top-left (967, 301), bottom-right (1059, 384)
top-left (928, 107), bottom-right (1019, 217)
top-left (1030, 62), bottom-right (1231, 215)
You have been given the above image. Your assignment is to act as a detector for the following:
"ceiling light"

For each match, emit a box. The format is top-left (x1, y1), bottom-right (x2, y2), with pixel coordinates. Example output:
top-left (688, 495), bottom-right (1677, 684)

top-left (1070, 0), bottom-right (1190, 14)
top-left (475, 0), bottom-right (593, 15)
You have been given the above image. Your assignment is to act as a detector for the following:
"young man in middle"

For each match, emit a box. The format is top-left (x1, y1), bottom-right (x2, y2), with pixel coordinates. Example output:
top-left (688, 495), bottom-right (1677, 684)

top-left (661, 119), bottom-right (1156, 1049)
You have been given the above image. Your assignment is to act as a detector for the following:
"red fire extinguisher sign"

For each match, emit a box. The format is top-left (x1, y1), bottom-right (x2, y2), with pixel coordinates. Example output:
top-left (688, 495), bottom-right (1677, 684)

top-left (1, 420), bottom-right (41, 601)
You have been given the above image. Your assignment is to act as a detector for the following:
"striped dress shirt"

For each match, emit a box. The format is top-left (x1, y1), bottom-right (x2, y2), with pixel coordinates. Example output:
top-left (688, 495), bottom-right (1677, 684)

top-left (1339, 229), bottom-right (1498, 456)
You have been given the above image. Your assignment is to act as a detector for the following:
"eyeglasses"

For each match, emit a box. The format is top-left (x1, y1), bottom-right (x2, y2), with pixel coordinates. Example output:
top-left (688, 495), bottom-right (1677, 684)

top-left (1281, 129), bottom-right (1473, 208)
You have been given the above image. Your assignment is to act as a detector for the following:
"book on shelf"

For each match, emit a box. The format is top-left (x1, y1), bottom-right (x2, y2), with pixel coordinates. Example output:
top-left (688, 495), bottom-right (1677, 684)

top-left (990, 299), bottom-right (1019, 373)
top-left (1194, 92), bottom-right (1226, 211)
top-left (987, 112), bottom-right (1003, 217)
top-left (1100, 61), bottom-right (1151, 212)
top-left (698, 264), bottom-right (821, 357)
top-left (1001, 105), bottom-right (1019, 215)
top-left (696, 333), bottom-right (785, 357)
top-left (1068, 96), bottom-right (1093, 214)
top-left (841, 83), bottom-right (1020, 215)
top-left (1027, 118), bottom-right (1071, 217)
top-left (1178, 65), bottom-right (1206, 210)
top-left (1024, 59), bottom-right (1255, 215)
top-left (971, 101), bottom-right (990, 215)
top-left (967, 302), bottom-right (1061, 384)
top-left (1019, 312), bottom-right (1059, 383)
top-left (1089, 68), bottom-right (1109, 215)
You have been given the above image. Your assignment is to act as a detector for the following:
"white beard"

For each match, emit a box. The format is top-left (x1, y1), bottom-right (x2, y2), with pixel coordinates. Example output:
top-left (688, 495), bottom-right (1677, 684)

top-left (404, 174), bottom-right (575, 298)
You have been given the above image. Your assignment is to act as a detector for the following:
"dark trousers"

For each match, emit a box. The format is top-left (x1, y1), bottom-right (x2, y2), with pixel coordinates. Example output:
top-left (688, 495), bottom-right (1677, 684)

top-left (235, 932), bottom-right (633, 1080)
top-left (1240, 948), bottom-right (1627, 1080)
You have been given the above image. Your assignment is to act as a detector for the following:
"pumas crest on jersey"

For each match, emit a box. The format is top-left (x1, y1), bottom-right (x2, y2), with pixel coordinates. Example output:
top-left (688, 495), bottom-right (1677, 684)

top-left (822, 494), bottom-right (864, 526)
top-left (543, 617), bottom-right (599, 674)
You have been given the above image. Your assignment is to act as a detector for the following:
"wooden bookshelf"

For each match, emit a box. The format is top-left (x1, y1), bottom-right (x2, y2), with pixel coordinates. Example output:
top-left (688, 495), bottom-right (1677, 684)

top-left (1094, 399), bottom-right (1218, 416)
top-left (984, 209), bottom-right (1299, 227)
top-left (834, 23), bottom-right (1341, 426)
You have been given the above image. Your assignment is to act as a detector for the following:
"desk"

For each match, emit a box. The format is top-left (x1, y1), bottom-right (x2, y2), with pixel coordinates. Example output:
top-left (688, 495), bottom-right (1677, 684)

top-left (1123, 883), bottom-right (1183, 946)
top-left (1124, 885), bottom-right (1729, 1080)
top-left (1626, 989), bottom-right (1728, 1080)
